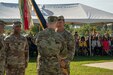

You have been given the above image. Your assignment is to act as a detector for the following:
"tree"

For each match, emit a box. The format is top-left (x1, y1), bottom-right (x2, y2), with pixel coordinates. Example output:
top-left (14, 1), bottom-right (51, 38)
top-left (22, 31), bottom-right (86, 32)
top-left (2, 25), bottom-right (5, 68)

top-left (64, 24), bottom-right (75, 34)
top-left (75, 24), bottom-right (92, 36)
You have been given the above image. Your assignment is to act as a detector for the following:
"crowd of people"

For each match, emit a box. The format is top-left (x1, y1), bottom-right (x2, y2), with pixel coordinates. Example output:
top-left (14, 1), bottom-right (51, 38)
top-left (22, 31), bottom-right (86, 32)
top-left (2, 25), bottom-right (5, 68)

top-left (74, 32), bottom-right (113, 56)
top-left (1, 14), bottom-right (113, 75)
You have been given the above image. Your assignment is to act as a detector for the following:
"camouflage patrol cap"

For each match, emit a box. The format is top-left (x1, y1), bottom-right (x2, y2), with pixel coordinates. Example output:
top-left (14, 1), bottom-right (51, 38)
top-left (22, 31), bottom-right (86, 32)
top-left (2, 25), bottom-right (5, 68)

top-left (48, 16), bottom-right (58, 23)
top-left (58, 16), bottom-right (64, 21)
top-left (13, 21), bottom-right (21, 27)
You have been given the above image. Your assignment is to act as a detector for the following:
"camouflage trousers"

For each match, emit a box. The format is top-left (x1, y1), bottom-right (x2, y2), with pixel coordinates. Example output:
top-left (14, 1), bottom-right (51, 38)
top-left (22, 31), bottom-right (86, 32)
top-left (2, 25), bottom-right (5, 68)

top-left (6, 66), bottom-right (25, 75)
top-left (0, 65), bottom-right (5, 75)
top-left (0, 70), bottom-right (4, 75)
top-left (37, 69), bottom-right (63, 75)
top-left (37, 64), bottom-right (63, 75)
top-left (60, 60), bottom-right (70, 75)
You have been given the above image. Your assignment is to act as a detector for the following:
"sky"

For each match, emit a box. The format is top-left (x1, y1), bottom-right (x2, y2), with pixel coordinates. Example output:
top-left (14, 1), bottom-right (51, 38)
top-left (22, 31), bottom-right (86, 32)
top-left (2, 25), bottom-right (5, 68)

top-left (0, 0), bottom-right (113, 13)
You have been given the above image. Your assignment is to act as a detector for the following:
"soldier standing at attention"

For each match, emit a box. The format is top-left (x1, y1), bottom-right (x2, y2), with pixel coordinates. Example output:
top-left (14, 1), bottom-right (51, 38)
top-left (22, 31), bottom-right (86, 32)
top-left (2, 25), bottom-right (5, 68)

top-left (4, 21), bottom-right (29, 75)
top-left (0, 21), bottom-right (5, 75)
top-left (57, 16), bottom-right (75, 75)
top-left (35, 16), bottom-right (67, 75)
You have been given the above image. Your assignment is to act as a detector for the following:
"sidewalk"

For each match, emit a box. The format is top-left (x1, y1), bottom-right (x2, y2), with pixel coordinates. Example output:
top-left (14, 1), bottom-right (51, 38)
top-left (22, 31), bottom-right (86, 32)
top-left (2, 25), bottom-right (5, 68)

top-left (84, 62), bottom-right (113, 70)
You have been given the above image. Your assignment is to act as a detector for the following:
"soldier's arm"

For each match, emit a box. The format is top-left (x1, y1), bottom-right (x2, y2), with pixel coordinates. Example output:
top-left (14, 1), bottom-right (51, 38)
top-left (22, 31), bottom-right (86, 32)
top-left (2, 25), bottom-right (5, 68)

top-left (59, 36), bottom-right (68, 73)
top-left (4, 38), bottom-right (10, 68)
top-left (0, 40), bottom-right (6, 67)
top-left (35, 32), bottom-right (46, 68)
top-left (25, 38), bottom-right (29, 68)
top-left (59, 37), bottom-right (68, 59)
top-left (67, 34), bottom-right (75, 60)
top-left (34, 33), bottom-right (40, 67)
top-left (33, 33), bottom-right (38, 44)
top-left (35, 32), bottom-right (43, 49)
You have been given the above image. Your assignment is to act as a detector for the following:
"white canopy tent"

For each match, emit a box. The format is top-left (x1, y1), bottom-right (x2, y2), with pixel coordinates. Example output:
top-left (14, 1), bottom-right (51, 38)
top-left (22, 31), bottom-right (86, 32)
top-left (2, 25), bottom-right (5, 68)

top-left (1, 2), bottom-right (113, 23)
top-left (1, 2), bottom-right (113, 55)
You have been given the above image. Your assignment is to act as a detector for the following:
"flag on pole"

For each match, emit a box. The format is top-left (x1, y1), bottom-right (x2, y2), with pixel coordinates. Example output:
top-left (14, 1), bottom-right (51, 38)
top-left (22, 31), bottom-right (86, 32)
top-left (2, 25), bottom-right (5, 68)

top-left (31, 0), bottom-right (47, 29)
top-left (19, 0), bottom-right (34, 30)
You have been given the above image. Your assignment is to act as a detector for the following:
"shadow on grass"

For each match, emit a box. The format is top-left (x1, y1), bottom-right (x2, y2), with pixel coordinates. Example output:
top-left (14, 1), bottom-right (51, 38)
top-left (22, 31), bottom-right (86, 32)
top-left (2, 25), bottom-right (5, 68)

top-left (73, 56), bottom-right (113, 62)
top-left (29, 56), bottom-right (113, 63)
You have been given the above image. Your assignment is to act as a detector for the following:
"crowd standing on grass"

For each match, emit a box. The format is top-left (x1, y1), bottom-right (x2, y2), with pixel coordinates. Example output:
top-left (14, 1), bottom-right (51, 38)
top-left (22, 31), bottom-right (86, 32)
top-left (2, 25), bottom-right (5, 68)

top-left (0, 16), bottom-right (75, 75)
top-left (1, 15), bottom-right (113, 75)
top-left (74, 31), bottom-right (113, 56)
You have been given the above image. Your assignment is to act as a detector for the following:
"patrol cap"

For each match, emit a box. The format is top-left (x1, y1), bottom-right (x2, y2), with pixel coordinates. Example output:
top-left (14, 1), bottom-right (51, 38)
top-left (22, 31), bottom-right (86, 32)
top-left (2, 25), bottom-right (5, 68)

top-left (47, 16), bottom-right (58, 23)
top-left (13, 21), bottom-right (21, 27)
top-left (58, 16), bottom-right (64, 21)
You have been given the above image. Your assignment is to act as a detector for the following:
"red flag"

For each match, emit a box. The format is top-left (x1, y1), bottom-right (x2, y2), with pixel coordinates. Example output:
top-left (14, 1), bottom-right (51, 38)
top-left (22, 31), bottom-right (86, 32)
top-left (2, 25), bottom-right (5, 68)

top-left (19, 0), bottom-right (33, 30)
top-left (23, 0), bottom-right (29, 30)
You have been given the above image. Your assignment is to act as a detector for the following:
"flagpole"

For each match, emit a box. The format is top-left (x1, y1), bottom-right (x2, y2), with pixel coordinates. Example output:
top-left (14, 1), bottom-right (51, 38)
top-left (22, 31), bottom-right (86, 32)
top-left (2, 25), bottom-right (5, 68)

top-left (30, 0), bottom-right (47, 30)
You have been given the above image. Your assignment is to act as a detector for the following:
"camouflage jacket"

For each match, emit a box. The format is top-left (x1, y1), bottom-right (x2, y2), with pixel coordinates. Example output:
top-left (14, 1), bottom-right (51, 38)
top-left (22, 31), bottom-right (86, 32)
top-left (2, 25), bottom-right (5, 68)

top-left (35, 28), bottom-right (67, 74)
top-left (4, 34), bottom-right (29, 68)
top-left (58, 30), bottom-right (75, 61)
top-left (0, 34), bottom-right (5, 71)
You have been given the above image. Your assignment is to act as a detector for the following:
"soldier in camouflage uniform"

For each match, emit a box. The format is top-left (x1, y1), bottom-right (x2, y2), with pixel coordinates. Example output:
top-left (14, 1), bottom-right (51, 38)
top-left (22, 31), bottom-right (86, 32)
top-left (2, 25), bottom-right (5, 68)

top-left (0, 21), bottom-right (5, 75)
top-left (4, 21), bottom-right (29, 75)
top-left (35, 16), bottom-right (68, 75)
top-left (57, 16), bottom-right (75, 75)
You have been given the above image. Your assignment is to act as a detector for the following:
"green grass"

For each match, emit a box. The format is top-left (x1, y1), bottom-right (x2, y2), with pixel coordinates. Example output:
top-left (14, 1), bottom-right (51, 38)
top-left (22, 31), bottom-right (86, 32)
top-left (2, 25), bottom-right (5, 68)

top-left (26, 58), bottom-right (37, 75)
top-left (26, 56), bottom-right (113, 75)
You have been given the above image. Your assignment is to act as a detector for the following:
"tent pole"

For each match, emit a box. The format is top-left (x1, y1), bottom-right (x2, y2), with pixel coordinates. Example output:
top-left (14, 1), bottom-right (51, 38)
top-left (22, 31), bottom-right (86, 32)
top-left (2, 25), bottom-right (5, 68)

top-left (88, 23), bottom-right (92, 56)
top-left (90, 32), bottom-right (92, 56)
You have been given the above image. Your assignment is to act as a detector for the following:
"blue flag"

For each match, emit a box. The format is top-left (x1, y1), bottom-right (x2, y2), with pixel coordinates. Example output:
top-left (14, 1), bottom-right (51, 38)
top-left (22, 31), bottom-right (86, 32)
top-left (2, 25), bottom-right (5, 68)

top-left (31, 0), bottom-right (47, 29)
